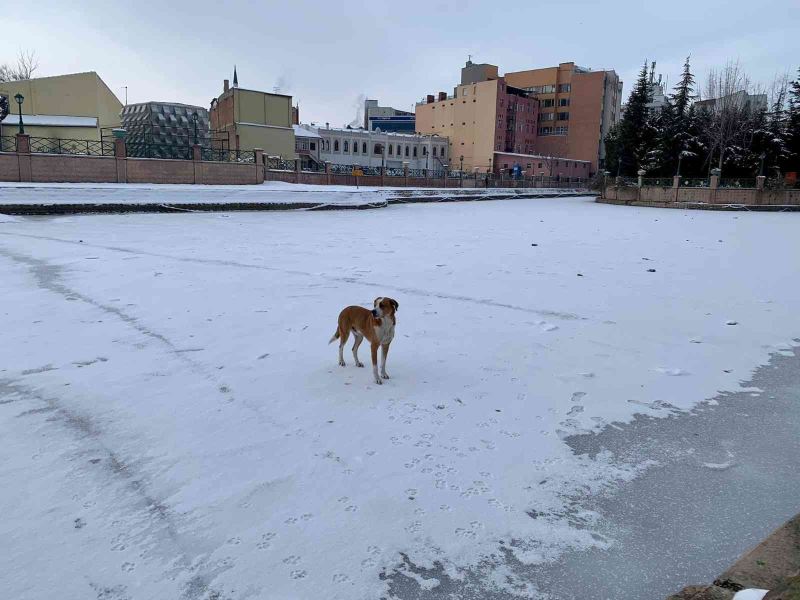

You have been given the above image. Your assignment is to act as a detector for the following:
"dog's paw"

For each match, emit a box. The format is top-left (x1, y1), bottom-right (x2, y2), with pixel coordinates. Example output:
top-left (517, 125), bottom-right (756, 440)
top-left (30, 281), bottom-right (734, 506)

top-left (374, 378), bottom-right (383, 385)
top-left (338, 360), bottom-right (346, 367)
top-left (381, 373), bottom-right (390, 379)
top-left (355, 361), bottom-right (364, 368)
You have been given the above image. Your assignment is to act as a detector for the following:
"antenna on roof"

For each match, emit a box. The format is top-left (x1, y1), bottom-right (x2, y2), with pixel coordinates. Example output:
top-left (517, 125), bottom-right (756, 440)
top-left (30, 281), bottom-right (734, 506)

top-left (233, 66), bottom-right (239, 88)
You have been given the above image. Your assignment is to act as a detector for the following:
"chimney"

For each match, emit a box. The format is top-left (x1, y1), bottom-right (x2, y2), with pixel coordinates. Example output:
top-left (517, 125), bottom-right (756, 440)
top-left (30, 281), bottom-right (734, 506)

top-left (438, 91), bottom-right (447, 101)
top-left (326, 122), bottom-right (329, 129)
top-left (426, 94), bottom-right (435, 104)
top-left (224, 79), bottom-right (230, 92)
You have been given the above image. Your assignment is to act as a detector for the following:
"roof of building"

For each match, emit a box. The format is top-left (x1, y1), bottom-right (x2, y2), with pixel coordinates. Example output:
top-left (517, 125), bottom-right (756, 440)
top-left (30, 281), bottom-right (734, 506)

top-left (293, 124), bottom-right (321, 138)
top-left (124, 101), bottom-right (208, 111)
top-left (306, 125), bottom-right (445, 140)
top-left (5, 114), bottom-right (98, 127)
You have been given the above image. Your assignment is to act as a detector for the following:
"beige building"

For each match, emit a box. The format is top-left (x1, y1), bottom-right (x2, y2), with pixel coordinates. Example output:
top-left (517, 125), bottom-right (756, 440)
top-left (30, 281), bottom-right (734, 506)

top-left (504, 62), bottom-right (622, 173)
top-left (209, 79), bottom-right (295, 158)
top-left (415, 62), bottom-right (538, 173)
top-left (0, 71), bottom-right (122, 140)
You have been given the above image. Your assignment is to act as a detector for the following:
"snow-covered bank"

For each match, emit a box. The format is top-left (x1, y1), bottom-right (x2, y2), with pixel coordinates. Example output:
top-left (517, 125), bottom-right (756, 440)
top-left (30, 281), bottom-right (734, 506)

top-left (1, 197), bottom-right (798, 599)
top-left (0, 180), bottom-right (587, 210)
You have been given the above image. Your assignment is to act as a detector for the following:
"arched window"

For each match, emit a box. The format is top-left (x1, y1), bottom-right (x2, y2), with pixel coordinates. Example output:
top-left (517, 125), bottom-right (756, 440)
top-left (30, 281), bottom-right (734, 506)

top-left (353, 142), bottom-right (358, 154)
top-left (433, 147), bottom-right (437, 158)
top-left (344, 140), bottom-right (349, 152)
top-left (362, 142), bottom-right (367, 154)
top-left (405, 146), bottom-right (409, 157)
top-left (422, 147), bottom-right (427, 156)
top-left (413, 146), bottom-right (418, 157)
top-left (334, 140), bottom-right (339, 152)
top-left (374, 143), bottom-right (381, 155)
top-left (388, 145), bottom-right (393, 156)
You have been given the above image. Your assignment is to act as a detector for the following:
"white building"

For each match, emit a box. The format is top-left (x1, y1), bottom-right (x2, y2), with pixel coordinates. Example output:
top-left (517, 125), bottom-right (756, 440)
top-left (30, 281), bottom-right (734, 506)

top-left (294, 124), bottom-right (449, 171)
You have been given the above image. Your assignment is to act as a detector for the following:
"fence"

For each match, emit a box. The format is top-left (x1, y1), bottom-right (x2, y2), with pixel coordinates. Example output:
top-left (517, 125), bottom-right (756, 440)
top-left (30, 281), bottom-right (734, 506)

top-left (0, 133), bottom-right (265, 185)
top-left (28, 136), bottom-right (115, 156)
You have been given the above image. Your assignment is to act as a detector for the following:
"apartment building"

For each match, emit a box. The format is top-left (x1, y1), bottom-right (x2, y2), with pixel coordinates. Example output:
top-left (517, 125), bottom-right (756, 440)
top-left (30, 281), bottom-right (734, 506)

top-left (415, 61), bottom-right (538, 173)
top-left (364, 99), bottom-right (415, 133)
top-left (209, 77), bottom-right (295, 157)
top-left (504, 62), bottom-right (622, 172)
top-left (0, 71), bottom-right (122, 140)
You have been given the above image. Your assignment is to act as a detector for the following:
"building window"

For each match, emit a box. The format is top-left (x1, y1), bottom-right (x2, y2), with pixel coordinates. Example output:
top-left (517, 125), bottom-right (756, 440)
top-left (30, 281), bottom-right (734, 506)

top-left (422, 147), bottom-right (427, 156)
top-left (388, 144), bottom-right (393, 155)
top-left (538, 162), bottom-right (542, 168)
top-left (362, 142), bottom-right (367, 153)
top-left (539, 112), bottom-right (555, 122)
top-left (555, 126), bottom-right (569, 135)
top-left (353, 142), bottom-right (358, 154)
top-left (344, 140), bottom-right (349, 152)
top-left (433, 147), bottom-right (437, 157)
top-left (527, 163), bottom-right (531, 169)
top-left (334, 140), bottom-right (339, 152)
top-left (558, 83), bottom-right (571, 93)
top-left (557, 112), bottom-right (569, 121)
top-left (405, 146), bottom-right (409, 157)
top-left (538, 127), bottom-right (553, 135)
top-left (559, 98), bottom-right (570, 107)
top-left (310, 142), bottom-right (316, 151)
top-left (462, 88), bottom-right (468, 96)
top-left (374, 144), bottom-right (382, 155)
top-left (413, 146), bottom-right (417, 157)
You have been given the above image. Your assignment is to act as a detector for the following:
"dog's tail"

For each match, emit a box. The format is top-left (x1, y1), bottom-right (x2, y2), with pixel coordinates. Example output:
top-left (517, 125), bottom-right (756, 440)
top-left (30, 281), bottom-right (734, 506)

top-left (328, 329), bottom-right (340, 345)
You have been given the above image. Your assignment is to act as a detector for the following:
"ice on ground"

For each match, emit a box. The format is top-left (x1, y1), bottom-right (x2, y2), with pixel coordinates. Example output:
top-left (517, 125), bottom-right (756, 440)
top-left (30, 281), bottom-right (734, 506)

top-left (1, 196), bottom-right (798, 599)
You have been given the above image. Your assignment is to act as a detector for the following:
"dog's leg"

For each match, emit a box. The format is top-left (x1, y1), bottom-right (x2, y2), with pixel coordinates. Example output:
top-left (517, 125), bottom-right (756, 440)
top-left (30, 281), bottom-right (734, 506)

top-left (371, 342), bottom-right (381, 384)
top-left (352, 334), bottom-right (364, 367)
top-left (338, 328), bottom-right (350, 367)
top-left (380, 342), bottom-right (391, 379)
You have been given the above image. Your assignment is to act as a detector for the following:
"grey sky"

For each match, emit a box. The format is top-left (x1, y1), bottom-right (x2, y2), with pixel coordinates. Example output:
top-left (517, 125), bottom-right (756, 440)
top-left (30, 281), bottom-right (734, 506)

top-left (8, 0), bottom-right (799, 125)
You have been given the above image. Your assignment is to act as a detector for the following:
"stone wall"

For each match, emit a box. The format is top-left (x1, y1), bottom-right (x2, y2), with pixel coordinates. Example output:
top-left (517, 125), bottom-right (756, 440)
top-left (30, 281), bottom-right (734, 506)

top-left (603, 184), bottom-right (800, 207)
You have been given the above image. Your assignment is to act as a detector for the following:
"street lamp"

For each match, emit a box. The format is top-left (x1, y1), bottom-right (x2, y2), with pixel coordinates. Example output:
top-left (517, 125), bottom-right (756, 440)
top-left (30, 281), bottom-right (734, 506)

top-left (459, 155), bottom-right (464, 172)
top-left (192, 112), bottom-right (199, 146)
top-left (14, 93), bottom-right (24, 135)
top-left (759, 152), bottom-right (766, 177)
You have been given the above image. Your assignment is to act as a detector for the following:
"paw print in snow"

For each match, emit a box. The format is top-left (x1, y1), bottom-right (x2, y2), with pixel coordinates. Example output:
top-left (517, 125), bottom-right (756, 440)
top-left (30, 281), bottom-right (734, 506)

top-left (290, 569), bottom-right (307, 579)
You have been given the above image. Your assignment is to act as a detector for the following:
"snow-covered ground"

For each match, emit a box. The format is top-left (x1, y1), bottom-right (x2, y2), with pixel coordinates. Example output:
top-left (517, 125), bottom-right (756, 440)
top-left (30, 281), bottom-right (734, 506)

top-left (1, 196), bottom-right (798, 599)
top-left (0, 181), bottom-right (584, 209)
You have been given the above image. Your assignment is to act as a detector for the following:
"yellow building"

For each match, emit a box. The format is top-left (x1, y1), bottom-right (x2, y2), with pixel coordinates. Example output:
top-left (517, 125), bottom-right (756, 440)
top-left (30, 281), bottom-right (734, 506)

top-left (209, 77), bottom-right (295, 158)
top-left (0, 71), bottom-right (122, 141)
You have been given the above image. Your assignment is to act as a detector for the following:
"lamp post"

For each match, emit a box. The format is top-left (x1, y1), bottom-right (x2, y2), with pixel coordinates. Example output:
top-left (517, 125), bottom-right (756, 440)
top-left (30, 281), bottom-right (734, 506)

top-left (192, 112), bottom-right (199, 146)
top-left (759, 152), bottom-right (766, 177)
top-left (14, 93), bottom-right (24, 135)
top-left (676, 152), bottom-right (683, 178)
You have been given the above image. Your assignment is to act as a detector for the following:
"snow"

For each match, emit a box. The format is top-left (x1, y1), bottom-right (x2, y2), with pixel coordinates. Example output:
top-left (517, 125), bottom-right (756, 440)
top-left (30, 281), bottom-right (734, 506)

top-left (1, 196), bottom-right (799, 599)
top-left (732, 590), bottom-right (769, 600)
top-left (4, 114), bottom-right (98, 127)
top-left (0, 180), bottom-right (585, 209)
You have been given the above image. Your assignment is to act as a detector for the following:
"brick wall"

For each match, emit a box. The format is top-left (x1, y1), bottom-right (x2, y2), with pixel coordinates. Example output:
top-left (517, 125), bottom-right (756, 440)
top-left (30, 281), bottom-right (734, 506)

top-left (603, 185), bottom-right (800, 206)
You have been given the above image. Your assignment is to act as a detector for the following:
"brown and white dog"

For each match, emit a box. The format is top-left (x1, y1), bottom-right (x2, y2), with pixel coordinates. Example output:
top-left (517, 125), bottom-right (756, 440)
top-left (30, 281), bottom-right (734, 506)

top-left (329, 297), bottom-right (398, 385)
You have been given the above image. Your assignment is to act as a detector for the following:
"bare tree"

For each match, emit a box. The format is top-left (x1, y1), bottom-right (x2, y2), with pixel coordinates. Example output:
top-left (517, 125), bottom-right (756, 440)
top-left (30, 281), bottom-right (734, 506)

top-left (701, 60), bottom-right (753, 173)
top-left (0, 50), bottom-right (39, 82)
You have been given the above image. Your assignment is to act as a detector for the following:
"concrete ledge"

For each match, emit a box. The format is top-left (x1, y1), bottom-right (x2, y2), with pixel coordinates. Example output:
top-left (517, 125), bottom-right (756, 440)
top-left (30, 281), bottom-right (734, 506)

top-left (0, 191), bottom-right (590, 215)
top-left (598, 198), bottom-right (800, 212)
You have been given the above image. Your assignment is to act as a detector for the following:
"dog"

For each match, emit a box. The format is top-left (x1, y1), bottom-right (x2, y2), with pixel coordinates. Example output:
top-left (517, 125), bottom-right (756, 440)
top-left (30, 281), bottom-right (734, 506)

top-left (329, 297), bottom-right (398, 385)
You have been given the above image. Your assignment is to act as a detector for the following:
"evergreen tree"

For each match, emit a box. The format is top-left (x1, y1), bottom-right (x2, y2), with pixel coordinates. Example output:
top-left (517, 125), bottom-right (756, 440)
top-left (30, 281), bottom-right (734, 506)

top-left (607, 60), bottom-right (654, 176)
top-left (787, 68), bottom-right (800, 173)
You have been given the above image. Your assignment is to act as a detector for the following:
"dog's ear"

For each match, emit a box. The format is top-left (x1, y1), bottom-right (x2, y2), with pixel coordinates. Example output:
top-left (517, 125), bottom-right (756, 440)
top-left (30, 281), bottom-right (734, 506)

top-left (390, 299), bottom-right (398, 312)
top-left (374, 297), bottom-right (381, 307)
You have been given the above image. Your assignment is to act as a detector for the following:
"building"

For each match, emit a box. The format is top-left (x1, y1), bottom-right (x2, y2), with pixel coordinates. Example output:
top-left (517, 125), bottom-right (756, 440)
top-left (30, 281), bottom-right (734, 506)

top-left (293, 124), bottom-right (322, 169)
top-left (364, 99), bottom-right (415, 133)
top-left (296, 124), bottom-right (448, 171)
top-left (504, 61), bottom-right (622, 173)
top-left (493, 152), bottom-right (591, 178)
top-left (0, 71), bottom-right (122, 140)
top-left (121, 102), bottom-right (209, 148)
top-left (209, 75), bottom-right (295, 158)
top-left (694, 90), bottom-right (768, 112)
top-left (415, 62), bottom-right (538, 173)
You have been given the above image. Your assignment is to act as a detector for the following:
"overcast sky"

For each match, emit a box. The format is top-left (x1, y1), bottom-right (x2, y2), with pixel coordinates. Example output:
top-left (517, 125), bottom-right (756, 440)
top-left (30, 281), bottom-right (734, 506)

top-left (7, 0), bottom-right (799, 125)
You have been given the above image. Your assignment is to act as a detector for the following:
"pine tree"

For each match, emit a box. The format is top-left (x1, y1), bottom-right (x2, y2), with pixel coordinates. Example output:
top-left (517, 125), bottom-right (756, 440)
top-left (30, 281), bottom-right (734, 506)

top-left (673, 56), bottom-right (695, 120)
top-left (787, 68), bottom-right (800, 174)
top-left (608, 60), bottom-right (654, 176)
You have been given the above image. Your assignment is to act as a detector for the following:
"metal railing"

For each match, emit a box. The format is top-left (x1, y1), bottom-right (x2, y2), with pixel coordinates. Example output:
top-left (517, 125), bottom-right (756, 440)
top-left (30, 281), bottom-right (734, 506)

top-left (0, 136), bottom-right (16, 152)
top-left (201, 148), bottom-right (255, 163)
top-left (385, 168), bottom-right (405, 177)
top-left (678, 178), bottom-right (709, 188)
top-left (266, 157), bottom-right (297, 171)
top-left (642, 177), bottom-right (674, 187)
top-left (28, 136), bottom-right (115, 156)
top-left (126, 142), bottom-right (192, 160)
top-left (718, 178), bottom-right (757, 189)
